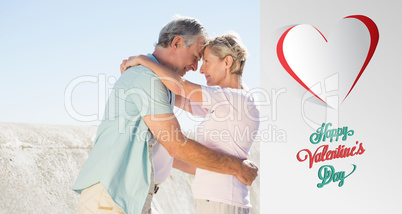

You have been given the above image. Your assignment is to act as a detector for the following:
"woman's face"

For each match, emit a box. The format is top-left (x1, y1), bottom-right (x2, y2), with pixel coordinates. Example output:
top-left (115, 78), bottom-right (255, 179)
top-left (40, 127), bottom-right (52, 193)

top-left (199, 46), bottom-right (227, 86)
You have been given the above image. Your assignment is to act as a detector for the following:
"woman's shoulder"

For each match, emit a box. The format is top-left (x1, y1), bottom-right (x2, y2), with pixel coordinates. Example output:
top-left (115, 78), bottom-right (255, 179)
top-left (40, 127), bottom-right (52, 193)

top-left (225, 87), bottom-right (256, 101)
top-left (201, 85), bottom-right (256, 101)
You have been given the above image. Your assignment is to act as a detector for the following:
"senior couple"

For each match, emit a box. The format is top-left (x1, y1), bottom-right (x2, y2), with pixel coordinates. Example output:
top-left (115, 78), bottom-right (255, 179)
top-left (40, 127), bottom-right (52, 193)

top-left (73, 16), bottom-right (260, 214)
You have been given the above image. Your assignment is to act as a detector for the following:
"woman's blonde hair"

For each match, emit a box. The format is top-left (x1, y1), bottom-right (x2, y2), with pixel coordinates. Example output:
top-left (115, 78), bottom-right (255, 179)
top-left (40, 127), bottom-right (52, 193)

top-left (205, 32), bottom-right (248, 75)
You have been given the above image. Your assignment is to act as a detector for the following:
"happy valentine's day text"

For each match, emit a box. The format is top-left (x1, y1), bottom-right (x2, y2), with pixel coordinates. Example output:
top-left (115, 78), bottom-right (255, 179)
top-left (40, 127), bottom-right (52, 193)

top-left (296, 123), bottom-right (366, 188)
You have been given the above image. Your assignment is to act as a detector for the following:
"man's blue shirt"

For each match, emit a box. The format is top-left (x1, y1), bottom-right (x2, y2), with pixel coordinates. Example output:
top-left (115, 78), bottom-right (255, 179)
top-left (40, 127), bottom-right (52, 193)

top-left (73, 54), bottom-right (173, 213)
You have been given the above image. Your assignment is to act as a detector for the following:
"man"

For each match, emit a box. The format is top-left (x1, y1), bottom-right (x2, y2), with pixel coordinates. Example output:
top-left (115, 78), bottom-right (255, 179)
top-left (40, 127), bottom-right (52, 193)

top-left (73, 16), bottom-right (258, 214)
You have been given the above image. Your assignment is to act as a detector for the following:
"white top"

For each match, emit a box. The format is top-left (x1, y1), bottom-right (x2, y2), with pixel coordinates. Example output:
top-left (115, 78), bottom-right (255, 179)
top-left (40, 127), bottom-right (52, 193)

top-left (150, 138), bottom-right (174, 185)
top-left (151, 89), bottom-right (175, 185)
top-left (191, 85), bottom-right (260, 208)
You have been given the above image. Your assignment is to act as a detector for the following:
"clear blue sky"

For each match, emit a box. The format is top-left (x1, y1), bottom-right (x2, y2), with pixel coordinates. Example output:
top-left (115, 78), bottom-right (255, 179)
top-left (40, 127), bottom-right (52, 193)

top-left (0, 0), bottom-right (259, 126)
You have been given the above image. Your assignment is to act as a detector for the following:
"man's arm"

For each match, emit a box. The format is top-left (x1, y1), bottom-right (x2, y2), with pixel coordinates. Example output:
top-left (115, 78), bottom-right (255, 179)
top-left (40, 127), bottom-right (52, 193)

top-left (143, 113), bottom-right (258, 186)
top-left (173, 158), bottom-right (196, 175)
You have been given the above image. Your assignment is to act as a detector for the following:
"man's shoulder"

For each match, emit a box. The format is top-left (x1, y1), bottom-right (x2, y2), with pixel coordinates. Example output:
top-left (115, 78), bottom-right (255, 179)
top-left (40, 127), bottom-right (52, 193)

top-left (125, 65), bottom-right (157, 79)
top-left (115, 66), bottom-right (161, 89)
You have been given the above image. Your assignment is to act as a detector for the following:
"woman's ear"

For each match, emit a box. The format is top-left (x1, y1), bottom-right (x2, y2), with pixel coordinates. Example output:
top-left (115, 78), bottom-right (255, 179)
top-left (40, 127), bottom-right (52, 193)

top-left (224, 55), bottom-right (234, 70)
top-left (171, 35), bottom-right (183, 50)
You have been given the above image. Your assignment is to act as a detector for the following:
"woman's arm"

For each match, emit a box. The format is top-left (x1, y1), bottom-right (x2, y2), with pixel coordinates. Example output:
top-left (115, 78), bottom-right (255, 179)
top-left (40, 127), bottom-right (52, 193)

top-left (123, 55), bottom-right (204, 105)
top-left (174, 94), bottom-right (193, 114)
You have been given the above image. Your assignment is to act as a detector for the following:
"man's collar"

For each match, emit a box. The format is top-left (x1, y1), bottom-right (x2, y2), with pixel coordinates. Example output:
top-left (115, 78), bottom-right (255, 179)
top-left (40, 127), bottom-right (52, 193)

top-left (146, 53), bottom-right (159, 64)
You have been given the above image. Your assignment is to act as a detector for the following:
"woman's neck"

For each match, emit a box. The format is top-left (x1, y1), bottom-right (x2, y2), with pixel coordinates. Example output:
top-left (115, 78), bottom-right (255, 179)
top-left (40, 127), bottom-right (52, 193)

top-left (219, 74), bottom-right (243, 89)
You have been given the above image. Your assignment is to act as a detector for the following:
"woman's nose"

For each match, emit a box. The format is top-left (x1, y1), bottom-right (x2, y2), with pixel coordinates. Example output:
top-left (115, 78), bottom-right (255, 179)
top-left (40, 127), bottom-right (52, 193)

top-left (199, 64), bottom-right (205, 74)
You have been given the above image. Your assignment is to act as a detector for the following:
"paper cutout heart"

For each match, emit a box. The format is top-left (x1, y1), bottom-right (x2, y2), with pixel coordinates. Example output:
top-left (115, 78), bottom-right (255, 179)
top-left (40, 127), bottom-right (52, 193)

top-left (277, 15), bottom-right (379, 105)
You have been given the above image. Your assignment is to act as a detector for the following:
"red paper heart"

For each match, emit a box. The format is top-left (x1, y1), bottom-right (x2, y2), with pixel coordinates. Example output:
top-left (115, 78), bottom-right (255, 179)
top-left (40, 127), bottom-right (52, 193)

top-left (277, 15), bottom-right (379, 104)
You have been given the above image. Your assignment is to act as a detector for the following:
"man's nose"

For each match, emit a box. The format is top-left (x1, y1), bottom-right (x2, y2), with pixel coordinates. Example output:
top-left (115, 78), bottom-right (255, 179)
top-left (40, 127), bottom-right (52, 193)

top-left (191, 61), bottom-right (198, 71)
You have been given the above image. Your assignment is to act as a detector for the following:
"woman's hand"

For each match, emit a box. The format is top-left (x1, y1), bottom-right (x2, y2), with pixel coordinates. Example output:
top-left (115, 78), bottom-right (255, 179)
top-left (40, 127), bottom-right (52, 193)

top-left (120, 55), bottom-right (147, 74)
top-left (120, 59), bottom-right (128, 74)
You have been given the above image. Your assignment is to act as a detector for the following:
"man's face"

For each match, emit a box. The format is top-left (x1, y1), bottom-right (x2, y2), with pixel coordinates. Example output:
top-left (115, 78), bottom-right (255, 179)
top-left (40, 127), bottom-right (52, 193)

top-left (173, 36), bottom-right (205, 76)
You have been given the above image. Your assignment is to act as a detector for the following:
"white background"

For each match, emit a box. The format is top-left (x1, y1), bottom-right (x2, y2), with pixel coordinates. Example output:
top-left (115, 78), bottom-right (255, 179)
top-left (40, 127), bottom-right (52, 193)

top-left (261, 0), bottom-right (402, 213)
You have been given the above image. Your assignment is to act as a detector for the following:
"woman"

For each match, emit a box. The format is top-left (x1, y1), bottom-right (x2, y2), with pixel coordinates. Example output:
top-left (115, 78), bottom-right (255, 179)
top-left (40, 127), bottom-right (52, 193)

top-left (122, 33), bottom-right (259, 214)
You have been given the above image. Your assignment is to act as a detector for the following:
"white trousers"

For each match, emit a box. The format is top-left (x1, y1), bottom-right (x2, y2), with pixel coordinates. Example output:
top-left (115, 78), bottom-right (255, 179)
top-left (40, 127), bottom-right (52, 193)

top-left (77, 183), bottom-right (126, 214)
top-left (195, 199), bottom-right (250, 214)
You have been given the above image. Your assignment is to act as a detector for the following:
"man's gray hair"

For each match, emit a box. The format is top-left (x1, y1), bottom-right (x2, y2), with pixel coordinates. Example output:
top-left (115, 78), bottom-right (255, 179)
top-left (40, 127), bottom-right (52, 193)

top-left (157, 15), bottom-right (208, 48)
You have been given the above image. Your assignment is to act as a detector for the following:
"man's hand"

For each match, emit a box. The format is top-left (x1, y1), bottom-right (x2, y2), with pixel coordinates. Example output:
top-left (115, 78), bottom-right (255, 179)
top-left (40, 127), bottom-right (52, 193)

top-left (235, 160), bottom-right (258, 186)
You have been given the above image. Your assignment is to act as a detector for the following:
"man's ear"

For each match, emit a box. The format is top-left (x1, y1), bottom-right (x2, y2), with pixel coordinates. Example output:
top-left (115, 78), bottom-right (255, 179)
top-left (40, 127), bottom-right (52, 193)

top-left (171, 35), bottom-right (183, 50)
top-left (224, 55), bottom-right (234, 69)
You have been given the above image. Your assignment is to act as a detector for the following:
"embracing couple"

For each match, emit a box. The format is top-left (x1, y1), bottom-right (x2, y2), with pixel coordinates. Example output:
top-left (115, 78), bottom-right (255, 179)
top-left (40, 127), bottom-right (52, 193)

top-left (73, 16), bottom-right (260, 214)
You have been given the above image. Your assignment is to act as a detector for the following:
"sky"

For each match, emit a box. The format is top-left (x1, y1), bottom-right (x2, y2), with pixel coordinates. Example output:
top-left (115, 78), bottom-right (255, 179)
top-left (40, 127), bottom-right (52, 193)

top-left (0, 0), bottom-right (259, 127)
